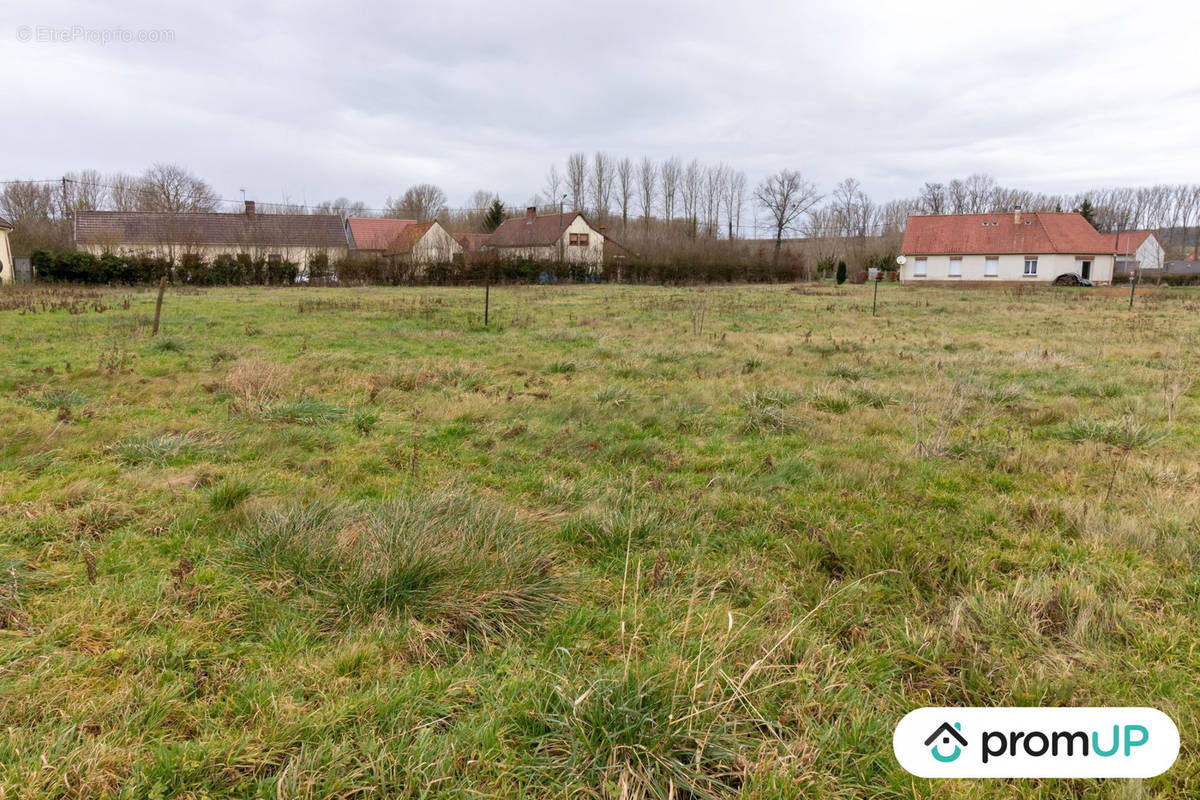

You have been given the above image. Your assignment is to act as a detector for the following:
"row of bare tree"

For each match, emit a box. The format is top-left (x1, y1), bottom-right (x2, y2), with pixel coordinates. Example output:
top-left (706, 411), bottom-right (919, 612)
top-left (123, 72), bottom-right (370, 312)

top-left (6, 161), bottom-right (1200, 267)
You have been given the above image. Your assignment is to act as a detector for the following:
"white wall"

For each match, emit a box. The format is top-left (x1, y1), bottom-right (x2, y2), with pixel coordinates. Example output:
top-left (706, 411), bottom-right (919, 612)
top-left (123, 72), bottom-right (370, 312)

top-left (491, 216), bottom-right (604, 270)
top-left (80, 242), bottom-right (349, 268)
top-left (900, 252), bottom-right (1114, 284)
top-left (0, 229), bottom-right (12, 284)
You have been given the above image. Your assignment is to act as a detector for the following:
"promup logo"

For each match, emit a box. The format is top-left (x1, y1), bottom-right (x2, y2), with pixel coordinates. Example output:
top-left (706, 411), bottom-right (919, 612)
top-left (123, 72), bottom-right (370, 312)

top-left (894, 708), bottom-right (1179, 778)
top-left (924, 722), bottom-right (967, 762)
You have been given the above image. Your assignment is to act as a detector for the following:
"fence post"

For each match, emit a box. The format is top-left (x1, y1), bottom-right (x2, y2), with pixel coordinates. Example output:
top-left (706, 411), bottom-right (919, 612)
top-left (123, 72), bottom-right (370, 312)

top-left (152, 275), bottom-right (166, 336)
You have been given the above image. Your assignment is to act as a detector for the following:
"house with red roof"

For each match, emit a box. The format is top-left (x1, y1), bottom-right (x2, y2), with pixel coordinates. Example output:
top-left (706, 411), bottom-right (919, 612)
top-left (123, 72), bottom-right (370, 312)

top-left (899, 210), bottom-right (1115, 285)
top-left (384, 220), bottom-right (462, 273)
top-left (484, 207), bottom-right (604, 270)
top-left (345, 217), bottom-right (417, 254)
top-left (1109, 230), bottom-right (1165, 275)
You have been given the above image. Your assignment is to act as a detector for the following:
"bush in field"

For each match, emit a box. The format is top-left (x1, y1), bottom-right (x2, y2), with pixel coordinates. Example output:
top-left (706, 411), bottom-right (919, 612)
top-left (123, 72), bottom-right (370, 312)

top-left (836, 260), bottom-right (847, 285)
top-left (232, 489), bottom-right (563, 637)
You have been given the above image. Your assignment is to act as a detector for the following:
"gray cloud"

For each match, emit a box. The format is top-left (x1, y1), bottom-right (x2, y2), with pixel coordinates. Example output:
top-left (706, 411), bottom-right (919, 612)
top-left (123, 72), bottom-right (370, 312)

top-left (4, 0), bottom-right (1198, 209)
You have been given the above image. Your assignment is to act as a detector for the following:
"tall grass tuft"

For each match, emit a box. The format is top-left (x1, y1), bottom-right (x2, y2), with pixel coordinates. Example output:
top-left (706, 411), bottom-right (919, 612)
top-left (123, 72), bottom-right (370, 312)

top-left (25, 389), bottom-right (87, 410)
top-left (267, 398), bottom-right (346, 424)
top-left (232, 489), bottom-right (563, 639)
top-left (114, 432), bottom-right (201, 466)
top-left (739, 390), bottom-right (796, 433)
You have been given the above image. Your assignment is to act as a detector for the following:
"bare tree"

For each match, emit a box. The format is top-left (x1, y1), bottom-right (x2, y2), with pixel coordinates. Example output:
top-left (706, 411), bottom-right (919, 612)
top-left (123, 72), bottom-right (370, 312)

top-left (963, 173), bottom-right (997, 213)
top-left (947, 179), bottom-right (968, 215)
top-left (918, 182), bottom-right (946, 215)
top-left (314, 197), bottom-right (368, 218)
top-left (542, 164), bottom-right (563, 211)
top-left (722, 168), bottom-right (746, 239)
top-left (702, 163), bottom-right (727, 238)
top-left (589, 152), bottom-right (614, 221)
top-left (637, 156), bottom-right (658, 230)
top-left (566, 152), bottom-right (588, 213)
top-left (61, 169), bottom-right (108, 217)
top-left (0, 180), bottom-right (63, 253)
top-left (616, 156), bottom-right (634, 230)
top-left (754, 169), bottom-right (821, 275)
top-left (386, 184), bottom-right (447, 222)
top-left (681, 159), bottom-right (702, 236)
top-left (108, 172), bottom-right (143, 211)
top-left (660, 157), bottom-right (681, 225)
top-left (138, 163), bottom-right (219, 213)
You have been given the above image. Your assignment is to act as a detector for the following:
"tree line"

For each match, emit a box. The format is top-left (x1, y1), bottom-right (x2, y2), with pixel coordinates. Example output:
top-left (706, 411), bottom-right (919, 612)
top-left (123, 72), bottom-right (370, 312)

top-left (5, 161), bottom-right (1200, 272)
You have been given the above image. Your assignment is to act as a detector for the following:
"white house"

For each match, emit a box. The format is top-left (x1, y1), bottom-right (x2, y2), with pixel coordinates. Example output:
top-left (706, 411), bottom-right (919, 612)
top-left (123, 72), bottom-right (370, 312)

top-left (1110, 230), bottom-right (1165, 275)
top-left (899, 211), bottom-right (1115, 285)
top-left (0, 215), bottom-right (13, 284)
top-left (384, 220), bottom-right (462, 273)
top-left (484, 208), bottom-right (604, 270)
top-left (74, 201), bottom-right (349, 270)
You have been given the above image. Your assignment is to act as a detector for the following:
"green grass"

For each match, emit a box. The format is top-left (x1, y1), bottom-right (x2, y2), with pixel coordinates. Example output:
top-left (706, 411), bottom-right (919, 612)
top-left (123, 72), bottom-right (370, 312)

top-left (2, 281), bottom-right (1199, 798)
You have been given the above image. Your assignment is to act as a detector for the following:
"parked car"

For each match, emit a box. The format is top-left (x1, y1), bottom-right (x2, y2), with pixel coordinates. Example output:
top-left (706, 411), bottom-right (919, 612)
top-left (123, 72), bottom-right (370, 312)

top-left (1052, 273), bottom-right (1094, 287)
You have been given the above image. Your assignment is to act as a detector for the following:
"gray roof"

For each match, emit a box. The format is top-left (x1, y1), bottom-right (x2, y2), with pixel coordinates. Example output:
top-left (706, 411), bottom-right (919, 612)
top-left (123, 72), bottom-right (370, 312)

top-left (75, 210), bottom-right (348, 249)
top-left (1164, 260), bottom-right (1200, 276)
top-left (488, 212), bottom-right (585, 248)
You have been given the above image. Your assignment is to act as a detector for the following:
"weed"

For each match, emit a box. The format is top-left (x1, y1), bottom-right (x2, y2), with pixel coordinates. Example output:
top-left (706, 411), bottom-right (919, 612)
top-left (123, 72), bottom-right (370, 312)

top-left (232, 489), bottom-right (563, 638)
top-left (266, 399), bottom-right (346, 425)
top-left (113, 432), bottom-right (202, 466)
top-left (740, 390), bottom-right (796, 433)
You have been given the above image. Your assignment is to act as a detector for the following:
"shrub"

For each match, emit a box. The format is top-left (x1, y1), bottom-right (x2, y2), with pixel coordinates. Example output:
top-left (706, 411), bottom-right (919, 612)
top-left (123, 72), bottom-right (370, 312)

top-left (836, 260), bottom-right (847, 285)
top-left (232, 489), bottom-right (563, 637)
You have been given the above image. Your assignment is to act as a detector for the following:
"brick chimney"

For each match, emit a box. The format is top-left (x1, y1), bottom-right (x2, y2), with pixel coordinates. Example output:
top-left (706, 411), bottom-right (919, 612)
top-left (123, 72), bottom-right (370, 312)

top-left (245, 200), bottom-right (256, 220)
top-left (526, 206), bottom-right (537, 221)
top-left (1012, 206), bottom-right (1021, 225)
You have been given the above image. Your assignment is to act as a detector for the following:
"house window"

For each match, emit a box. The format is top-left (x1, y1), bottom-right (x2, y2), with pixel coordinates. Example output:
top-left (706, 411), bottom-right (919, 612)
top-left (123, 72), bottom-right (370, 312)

top-left (949, 257), bottom-right (962, 277)
top-left (1024, 257), bottom-right (1038, 276)
top-left (985, 257), bottom-right (998, 277)
top-left (569, 233), bottom-right (589, 246)
top-left (914, 258), bottom-right (927, 277)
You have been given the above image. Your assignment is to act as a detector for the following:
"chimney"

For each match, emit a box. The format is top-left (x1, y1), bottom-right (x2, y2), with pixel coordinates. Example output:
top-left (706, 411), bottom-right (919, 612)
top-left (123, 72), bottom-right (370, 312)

top-left (526, 206), bottom-right (537, 221)
top-left (245, 200), bottom-right (256, 220)
top-left (1012, 206), bottom-right (1021, 225)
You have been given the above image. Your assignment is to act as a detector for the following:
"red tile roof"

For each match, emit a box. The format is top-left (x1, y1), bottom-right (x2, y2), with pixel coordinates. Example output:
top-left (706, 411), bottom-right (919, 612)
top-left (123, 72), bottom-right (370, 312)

top-left (75, 210), bottom-right (348, 248)
top-left (902, 212), bottom-right (1112, 256)
top-left (346, 217), bottom-right (416, 250)
top-left (488, 212), bottom-right (588, 248)
top-left (384, 220), bottom-right (437, 256)
top-left (453, 232), bottom-right (492, 253)
top-left (1108, 230), bottom-right (1154, 254)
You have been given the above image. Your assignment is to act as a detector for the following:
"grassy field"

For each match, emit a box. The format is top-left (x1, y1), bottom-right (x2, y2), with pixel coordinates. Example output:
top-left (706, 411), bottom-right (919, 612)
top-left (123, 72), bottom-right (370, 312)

top-left (1, 281), bottom-right (1198, 799)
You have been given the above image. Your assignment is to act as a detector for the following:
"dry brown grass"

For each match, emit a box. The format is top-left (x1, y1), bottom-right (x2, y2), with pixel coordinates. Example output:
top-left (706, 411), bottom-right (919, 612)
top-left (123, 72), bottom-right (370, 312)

top-left (224, 358), bottom-right (289, 413)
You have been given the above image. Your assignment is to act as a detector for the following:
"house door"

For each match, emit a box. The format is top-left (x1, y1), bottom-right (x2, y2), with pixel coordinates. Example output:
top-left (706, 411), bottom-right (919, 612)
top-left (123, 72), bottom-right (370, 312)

top-left (1080, 259), bottom-right (1092, 280)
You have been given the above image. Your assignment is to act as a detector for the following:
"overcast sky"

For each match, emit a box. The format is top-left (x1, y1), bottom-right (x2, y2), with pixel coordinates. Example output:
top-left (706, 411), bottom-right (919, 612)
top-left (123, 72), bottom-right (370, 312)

top-left (4, 0), bottom-right (1198, 212)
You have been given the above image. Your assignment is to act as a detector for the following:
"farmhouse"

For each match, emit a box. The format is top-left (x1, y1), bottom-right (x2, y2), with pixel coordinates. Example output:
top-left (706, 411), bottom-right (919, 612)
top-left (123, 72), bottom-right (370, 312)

top-left (384, 220), bottom-right (462, 272)
top-left (899, 211), bottom-right (1115, 285)
top-left (1110, 230), bottom-right (1165, 274)
top-left (0, 215), bottom-right (13, 284)
top-left (345, 216), bottom-right (416, 254)
top-left (485, 208), bottom-right (604, 269)
top-left (74, 201), bottom-right (349, 272)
